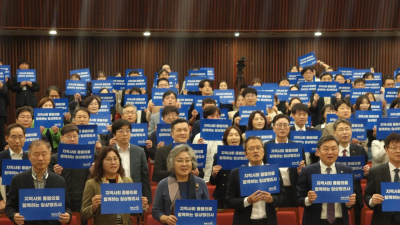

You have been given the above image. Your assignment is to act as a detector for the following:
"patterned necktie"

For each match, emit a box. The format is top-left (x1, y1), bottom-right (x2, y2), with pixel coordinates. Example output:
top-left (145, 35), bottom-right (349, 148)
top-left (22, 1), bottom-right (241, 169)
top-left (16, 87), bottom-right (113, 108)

top-left (394, 169), bottom-right (400, 221)
top-left (342, 149), bottom-right (347, 157)
top-left (326, 167), bottom-right (335, 224)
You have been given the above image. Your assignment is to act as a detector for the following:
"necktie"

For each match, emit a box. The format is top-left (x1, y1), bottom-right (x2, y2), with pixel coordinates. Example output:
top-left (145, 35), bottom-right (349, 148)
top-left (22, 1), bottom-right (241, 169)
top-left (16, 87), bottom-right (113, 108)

top-left (394, 169), bottom-right (400, 221)
top-left (342, 149), bottom-right (347, 157)
top-left (326, 167), bottom-right (335, 224)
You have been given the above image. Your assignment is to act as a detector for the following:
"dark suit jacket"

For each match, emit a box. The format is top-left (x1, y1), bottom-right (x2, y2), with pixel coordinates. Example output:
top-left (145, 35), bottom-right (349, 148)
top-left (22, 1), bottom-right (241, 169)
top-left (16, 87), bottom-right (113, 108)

top-left (232, 111), bottom-right (247, 134)
top-left (5, 169), bottom-right (72, 225)
top-left (0, 149), bottom-right (29, 201)
top-left (10, 75), bottom-right (40, 108)
top-left (309, 91), bottom-right (339, 127)
top-left (364, 162), bottom-right (393, 225)
top-left (297, 162), bottom-right (356, 225)
top-left (0, 82), bottom-right (8, 116)
top-left (289, 126), bottom-right (319, 164)
top-left (209, 153), bottom-right (230, 201)
top-left (190, 120), bottom-right (201, 143)
top-left (348, 143), bottom-right (368, 209)
top-left (226, 165), bottom-right (285, 225)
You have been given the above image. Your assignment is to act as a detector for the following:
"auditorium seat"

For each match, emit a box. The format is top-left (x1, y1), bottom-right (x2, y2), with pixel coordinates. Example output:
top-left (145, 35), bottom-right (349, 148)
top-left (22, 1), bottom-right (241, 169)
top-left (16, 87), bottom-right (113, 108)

top-left (62, 215), bottom-right (78, 225)
top-left (146, 213), bottom-right (162, 225)
top-left (277, 210), bottom-right (297, 225)
top-left (361, 208), bottom-right (373, 225)
top-left (207, 185), bottom-right (216, 200)
top-left (361, 182), bottom-right (367, 207)
top-left (299, 207), bottom-right (304, 224)
top-left (0, 214), bottom-right (14, 225)
top-left (148, 185), bottom-right (158, 212)
top-left (217, 211), bottom-right (234, 225)
top-left (299, 207), bottom-right (354, 225)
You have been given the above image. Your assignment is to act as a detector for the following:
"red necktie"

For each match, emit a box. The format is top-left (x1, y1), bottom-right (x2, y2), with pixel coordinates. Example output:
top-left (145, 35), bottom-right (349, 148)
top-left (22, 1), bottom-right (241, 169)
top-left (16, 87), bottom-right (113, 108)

top-left (326, 167), bottom-right (335, 224)
top-left (342, 149), bottom-right (347, 157)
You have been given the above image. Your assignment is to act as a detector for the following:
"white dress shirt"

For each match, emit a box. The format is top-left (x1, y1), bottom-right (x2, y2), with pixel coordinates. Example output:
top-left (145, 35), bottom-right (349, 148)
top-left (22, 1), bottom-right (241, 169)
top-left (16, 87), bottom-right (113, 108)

top-left (243, 162), bottom-right (267, 220)
top-left (339, 143), bottom-right (351, 157)
top-left (116, 143), bottom-right (131, 178)
top-left (294, 125), bottom-right (311, 166)
top-left (275, 138), bottom-right (291, 186)
top-left (9, 148), bottom-right (23, 160)
top-left (294, 124), bottom-right (306, 131)
top-left (369, 162), bottom-right (399, 207)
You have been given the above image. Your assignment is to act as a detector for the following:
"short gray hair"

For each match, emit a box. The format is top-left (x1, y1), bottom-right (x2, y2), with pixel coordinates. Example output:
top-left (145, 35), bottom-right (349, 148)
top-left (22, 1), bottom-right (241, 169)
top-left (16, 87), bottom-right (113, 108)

top-left (317, 135), bottom-right (339, 150)
top-left (123, 104), bottom-right (137, 114)
top-left (243, 136), bottom-right (263, 151)
top-left (333, 119), bottom-right (351, 131)
top-left (28, 140), bottom-right (51, 154)
top-left (167, 144), bottom-right (198, 172)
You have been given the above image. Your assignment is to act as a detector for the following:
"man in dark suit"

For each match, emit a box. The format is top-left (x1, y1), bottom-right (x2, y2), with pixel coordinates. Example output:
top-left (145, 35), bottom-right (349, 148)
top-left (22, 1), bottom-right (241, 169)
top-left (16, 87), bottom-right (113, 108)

top-left (152, 118), bottom-right (204, 183)
top-left (364, 132), bottom-right (400, 225)
top-left (264, 114), bottom-right (305, 207)
top-left (111, 119), bottom-right (152, 205)
top-left (297, 135), bottom-right (357, 225)
top-left (0, 124), bottom-right (29, 213)
top-left (226, 136), bottom-right (285, 225)
top-left (0, 74), bottom-right (8, 151)
top-left (10, 59), bottom-right (40, 109)
top-left (232, 87), bottom-right (259, 134)
top-left (333, 119), bottom-right (369, 225)
top-left (5, 140), bottom-right (71, 225)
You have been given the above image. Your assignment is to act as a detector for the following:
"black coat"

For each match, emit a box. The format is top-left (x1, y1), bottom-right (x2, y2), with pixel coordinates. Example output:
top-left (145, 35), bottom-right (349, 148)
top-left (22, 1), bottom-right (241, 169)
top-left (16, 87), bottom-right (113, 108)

top-left (209, 153), bottom-right (230, 202)
top-left (0, 82), bottom-right (8, 116)
top-left (309, 90), bottom-right (340, 127)
top-left (10, 75), bottom-right (40, 108)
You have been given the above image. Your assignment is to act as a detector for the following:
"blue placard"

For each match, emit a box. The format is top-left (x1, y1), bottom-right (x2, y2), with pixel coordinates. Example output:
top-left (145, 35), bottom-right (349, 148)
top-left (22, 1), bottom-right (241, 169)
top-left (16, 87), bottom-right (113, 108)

top-left (58, 143), bottom-right (95, 169)
top-left (126, 76), bottom-right (147, 90)
top-left (338, 83), bottom-right (352, 96)
top-left (371, 102), bottom-right (382, 112)
top-left (126, 69), bottom-right (144, 76)
top-left (20, 188), bottom-right (65, 220)
top-left (92, 80), bottom-right (113, 93)
top-left (99, 93), bottom-right (116, 108)
top-left (387, 109), bottom-right (400, 118)
top-left (216, 145), bottom-right (247, 170)
top-left (262, 83), bottom-right (279, 89)
top-left (299, 82), bottom-right (318, 92)
top-left (200, 67), bottom-right (215, 80)
top-left (0, 65), bottom-right (10, 78)
top-left (200, 119), bottom-right (231, 141)
top-left (156, 124), bottom-right (173, 145)
top-left (188, 70), bottom-right (207, 77)
top-left (124, 94), bottom-right (148, 111)
top-left (298, 52), bottom-right (317, 67)
top-left (275, 87), bottom-right (290, 101)
top-left (98, 101), bottom-right (111, 114)
top-left (381, 182), bottom-right (400, 212)
top-left (152, 88), bottom-right (178, 106)
top-left (312, 174), bottom-right (353, 203)
top-left (327, 114), bottom-right (338, 123)
top-left (266, 143), bottom-right (303, 167)
top-left (130, 123), bottom-right (148, 146)
top-left (347, 118), bottom-right (367, 141)
top-left (355, 111), bottom-right (380, 130)
top-left (194, 96), bottom-right (220, 112)
top-left (175, 200), bottom-right (217, 225)
top-left (246, 130), bottom-right (275, 142)
top-left (336, 156), bottom-right (365, 180)
top-left (257, 92), bottom-right (275, 108)
top-left (0, 70), bottom-right (5, 83)
top-left (337, 67), bottom-right (354, 80)
top-left (290, 131), bottom-right (320, 153)
top-left (376, 118), bottom-right (400, 140)
top-left (373, 72), bottom-right (382, 81)
top-left (289, 116), bottom-right (311, 127)
top-left (365, 80), bottom-right (382, 95)
top-left (169, 72), bottom-right (178, 80)
top-left (316, 82), bottom-right (339, 97)
top-left (17, 69), bottom-right (36, 82)
top-left (350, 89), bottom-right (370, 104)
top-left (66, 80), bottom-right (87, 96)
top-left (239, 105), bottom-right (265, 126)
top-left (77, 125), bottom-right (98, 145)
top-left (107, 77), bottom-right (126, 91)
top-left (179, 106), bottom-right (189, 121)
top-left (101, 183), bottom-right (143, 214)
top-left (214, 89), bottom-right (235, 104)
top-left (287, 72), bottom-right (302, 85)
top-left (351, 69), bottom-right (371, 81)
top-left (239, 164), bottom-right (280, 196)
top-left (2, 160), bottom-right (32, 185)
top-left (34, 108), bottom-right (63, 128)
top-left (385, 88), bottom-right (398, 104)
top-left (395, 68), bottom-right (400, 77)
top-left (219, 108), bottom-right (228, 120)
top-left (89, 113), bottom-right (111, 134)
top-left (53, 98), bottom-right (69, 115)
top-left (177, 95), bottom-right (195, 107)
top-left (288, 91), bottom-right (311, 103)
top-left (172, 143), bottom-right (207, 169)
top-left (23, 128), bottom-right (41, 151)
top-left (185, 77), bottom-right (204, 92)
top-left (70, 68), bottom-right (91, 82)
top-left (249, 86), bottom-right (275, 93)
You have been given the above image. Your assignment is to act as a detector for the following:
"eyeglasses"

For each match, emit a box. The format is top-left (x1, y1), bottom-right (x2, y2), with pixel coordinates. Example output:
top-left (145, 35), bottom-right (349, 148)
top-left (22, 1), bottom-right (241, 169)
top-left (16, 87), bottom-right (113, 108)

top-left (388, 146), bottom-right (400, 152)
top-left (117, 130), bottom-right (131, 135)
top-left (89, 102), bottom-right (99, 106)
top-left (18, 116), bottom-right (32, 120)
top-left (9, 135), bottom-right (25, 140)
top-left (320, 148), bottom-right (339, 153)
top-left (164, 113), bottom-right (178, 119)
top-left (336, 128), bottom-right (351, 132)
top-left (245, 94), bottom-right (257, 98)
top-left (105, 157), bottom-right (119, 163)
top-left (124, 111), bottom-right (136, 115)
top-left (247, 146), bottom-right (263, 152)
top-left (64, 135), bottom-right (79, 140)
top-left (275, 123), bottom-right (289, 128)
top-left (176, 159), bottom-right (192, 164)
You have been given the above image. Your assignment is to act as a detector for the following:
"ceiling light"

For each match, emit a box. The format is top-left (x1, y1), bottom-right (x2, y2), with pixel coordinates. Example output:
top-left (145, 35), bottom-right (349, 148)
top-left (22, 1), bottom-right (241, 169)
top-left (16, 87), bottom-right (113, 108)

top-left (314, 32), bottom-right (322, 36)
top-left (143, 32), bottom-right (151, 36)
top-left (235, 33), bottom-right (240, 37)
top-left (49, 30), bottom-right (57, 35)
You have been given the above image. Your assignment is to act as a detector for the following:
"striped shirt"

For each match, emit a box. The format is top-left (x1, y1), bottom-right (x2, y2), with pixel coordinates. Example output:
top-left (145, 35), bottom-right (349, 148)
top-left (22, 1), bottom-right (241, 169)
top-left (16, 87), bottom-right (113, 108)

top-left (31, 169), bottom-right (49, 189)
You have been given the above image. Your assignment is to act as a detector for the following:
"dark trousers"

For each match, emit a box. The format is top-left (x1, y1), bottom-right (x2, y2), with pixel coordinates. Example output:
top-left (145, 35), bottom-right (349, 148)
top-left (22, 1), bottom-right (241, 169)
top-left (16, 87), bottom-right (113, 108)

top-left (320, 218), bottom-right (344, 225)
top-left (353, 201), bottom-right (361, 225)
top-left (250, 218), bottom-right (267, 225)
top-left (282, 186), bottom-right (297, 207)
top-left (0, 116), bottom-right (6, 151)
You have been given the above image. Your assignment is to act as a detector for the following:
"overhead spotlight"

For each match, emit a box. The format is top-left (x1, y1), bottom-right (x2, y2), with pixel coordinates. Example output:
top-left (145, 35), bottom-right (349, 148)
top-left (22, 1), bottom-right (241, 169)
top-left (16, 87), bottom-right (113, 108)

top-left (314, 32), bottom-right (322, 36)
top-left (49, 30), bottom-right (57, 35)
top-left (235, 33), bottom-right (240, 37)
top-left (143, 32), bottom-right (151, 36)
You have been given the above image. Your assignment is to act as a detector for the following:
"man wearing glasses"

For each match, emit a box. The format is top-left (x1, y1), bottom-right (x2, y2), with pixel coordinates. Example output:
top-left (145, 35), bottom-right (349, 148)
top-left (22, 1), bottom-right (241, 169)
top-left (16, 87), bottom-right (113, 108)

top-left (148, 90), bottom-right (180, 133)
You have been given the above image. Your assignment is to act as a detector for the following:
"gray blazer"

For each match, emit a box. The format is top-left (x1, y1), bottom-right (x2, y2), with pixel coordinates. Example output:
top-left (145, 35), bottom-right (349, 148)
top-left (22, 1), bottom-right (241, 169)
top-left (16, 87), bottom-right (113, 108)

top-left (148, 112), bottom-right (160, 134)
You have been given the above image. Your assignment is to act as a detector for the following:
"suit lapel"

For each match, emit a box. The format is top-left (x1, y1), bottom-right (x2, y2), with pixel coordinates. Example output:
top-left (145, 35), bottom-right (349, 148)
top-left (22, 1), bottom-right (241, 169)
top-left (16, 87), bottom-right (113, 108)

top-left (381, 162), bottom-right (391, 182)
top-left (25, 170), bottom-right (35, 189)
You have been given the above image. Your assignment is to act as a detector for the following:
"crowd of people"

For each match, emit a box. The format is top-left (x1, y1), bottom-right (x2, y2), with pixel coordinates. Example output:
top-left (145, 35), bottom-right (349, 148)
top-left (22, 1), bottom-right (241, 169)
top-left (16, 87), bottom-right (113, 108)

top-left (0, 58), bottom-right (400, 225)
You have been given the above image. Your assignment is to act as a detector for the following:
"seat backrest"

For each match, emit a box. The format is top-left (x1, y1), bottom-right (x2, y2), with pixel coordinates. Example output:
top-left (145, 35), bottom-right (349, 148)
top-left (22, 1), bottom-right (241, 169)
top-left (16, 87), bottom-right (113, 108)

top-left (277, 211), bottom-right (297, 225)
top-left (361, 183), bottom-right (367, 207)
top-left (62, 215), bottom-right (77, 225)
top-left (0, 216), bottom-right (15, 225)
top-left (217, 212), bottom-right (234, 225)
top-left (364, 210), bottom-right (373, 225)
top-left (207, 185), bottom-right (216, 200)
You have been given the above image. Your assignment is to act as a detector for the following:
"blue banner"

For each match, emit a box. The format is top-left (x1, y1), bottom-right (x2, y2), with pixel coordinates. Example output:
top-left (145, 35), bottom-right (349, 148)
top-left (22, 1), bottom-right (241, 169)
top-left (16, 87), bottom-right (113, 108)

top-left (194, 96), bottom-right (220, 112)
top-left (126, 76), bottom-right (147, 90)
top-left (214, 89), bottom-right (235, 104)
top-left (23, 128), bottom-right (41, 151)
top-left (385, 88), bottom-right (398, 104)
top-left (52, 98), bottom-right (69, 115)
top-left (290, 131), bottom-right (320, 153)
top-left (172, 143), bottom-right (207, 169)
top-left (287, 72), bottom-right (302, 85)
top-left (177, 95), bottom-right (195, 107)
top-left (0, 70), bottom-right (5, 83)
top-left (336, 156), bottom-right (365, 180)
top-left (257, 92), bottom-right (275, 108)
top-left (169, 72), bottom-right (178, 80)
top-left (275, 87), bottom-right (290, 101)
top-left (126, 69), bottom-right (144, 76)
top-left (316, 82), bottom-right (339, 97)
top-left (89, 113), bottom-right (111, 134)
top-left (99, 93), bottom-right (116, 108)
top-left (365, 80), bottom-right (382, 95)
top-left (179, 106), bottom-right (189, 121)
top-left (338, 83), bottom-right (352, 96)
top-left (58, 143), bottom-right (95, 169)
top-left (200, 119), bottom-right (231, 141)
top-left (219, 108), bottom-right (228, 120)
top-left (185, 77), bottom-right (204, 92)
top-left (337, 67), bottom-right (354, 80)
top-left (266, 143), bottom-right (303, 167)
top-left (107, 77), bottom-right (126, 91)
top-left (373, 72), bottom-right (382, 81)
top-left (289, 116), bottom-right (311, 127)
top-left (246, 130), bottom-right (275, 142)
top-left (350, 90), bottom-right (370, 104)
top-left (20, 188), bottom-right (65, 220)
top-left (347, 118), bottom-right (367, 141)
top-left (299, 82), bottom-right (317, 92)
top-left (152, 88), bottom-right (178, 106)
top-left (327, 114), bottom-right (338, 124)
top-left (77, 125), bottom-right (98, 145)
top-left (70, 68), bottom-right (91, 82)
top-left (0, 65), bottom-right (10, 78)
top-left (388, 109), bottom-right (400, 118)
top-left (66, 80), bottom-right (87, 96)
top-left (288, 91), bottom-right (311, 103)
top-left (124, 94), bottom-right (148, 111)
top-left (239, 105), bottom-right (265, 126)
top-left (200, 67), bottom-right (215, 80)
top-left (157, 124), bottom-right (173, 145)
top-left (239, 164), bottom-right (280, 196)
top-left (216, 145), bottom-right (247, 170)
top-left (101, 183), bottom-right (143, 214)
top-left (17, 69), bottom-right (36, 82)
top-left (98, 101), bottom-right (111, 114)
top-left (381, 182), bottom-right (400, 212)
top-left (376, 118), bottom-right (400, 140)
top-left (355, 111), bottom-right (381, 130)
top-left (175, 200), bottom-right (217, 225)
top-left (91, 80), bottom-right (113, 93)
top-left (298, 52), bottom-right (317, 67)
top-left (2, 160), bottom-right (32, 185)
top-left (34, 108), bottom-right (63, 128)
top-left (130, 123), bottom-right (148, 146)
top-left (371, 102), bottom-right (382, 112)
top-left (312, 174), bottom-right (353, 203)
top-left (351, 69), bottom-right (371, 81)
top-left (188, 70), bottom-right (207, 77)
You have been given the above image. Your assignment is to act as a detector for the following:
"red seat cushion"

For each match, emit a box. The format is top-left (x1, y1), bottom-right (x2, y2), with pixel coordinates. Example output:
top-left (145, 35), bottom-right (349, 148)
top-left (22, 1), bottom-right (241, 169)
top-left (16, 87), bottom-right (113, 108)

top-left (277, 211), bottom-right (297, 225)
top-left (207, 185), bottom-right (216, 200)
top-left (0, 217), bottom-right (14, 225)
top-left (364, 210), bottom-right (373, 225)
top-left (217, 212), bottom-right (234, 225)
